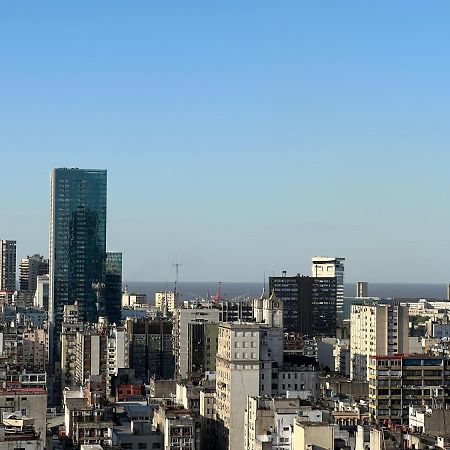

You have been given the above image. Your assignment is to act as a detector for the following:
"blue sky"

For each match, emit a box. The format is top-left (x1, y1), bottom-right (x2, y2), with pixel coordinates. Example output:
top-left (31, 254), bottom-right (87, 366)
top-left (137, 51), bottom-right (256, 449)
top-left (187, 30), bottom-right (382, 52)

top-left (1, 1), bottom-right (450, 282)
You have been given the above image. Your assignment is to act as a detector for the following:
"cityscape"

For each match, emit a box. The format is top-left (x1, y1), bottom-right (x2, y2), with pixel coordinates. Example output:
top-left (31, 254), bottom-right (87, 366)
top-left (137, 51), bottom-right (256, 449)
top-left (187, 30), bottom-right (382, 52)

top-left (1, 168), bottom-right (450, 450)
top-left (2, 2), bottom-right (450, 450)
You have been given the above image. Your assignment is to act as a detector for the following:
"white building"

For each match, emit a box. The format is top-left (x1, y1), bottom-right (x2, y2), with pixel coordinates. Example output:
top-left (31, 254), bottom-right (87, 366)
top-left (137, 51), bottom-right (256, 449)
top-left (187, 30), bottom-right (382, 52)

top-left (350, 304), bottom-right (409, 381)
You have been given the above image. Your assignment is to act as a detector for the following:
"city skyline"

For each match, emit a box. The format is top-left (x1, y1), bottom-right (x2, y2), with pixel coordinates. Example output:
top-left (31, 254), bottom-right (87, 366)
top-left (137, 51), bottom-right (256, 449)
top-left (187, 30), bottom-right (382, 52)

top-left (2, 3), bottom-right (450, 282)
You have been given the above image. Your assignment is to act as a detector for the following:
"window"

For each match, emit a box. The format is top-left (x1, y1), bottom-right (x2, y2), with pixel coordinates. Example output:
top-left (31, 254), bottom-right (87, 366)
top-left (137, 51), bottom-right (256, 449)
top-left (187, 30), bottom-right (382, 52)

top-left (138, 443), bottom-right (147, 449)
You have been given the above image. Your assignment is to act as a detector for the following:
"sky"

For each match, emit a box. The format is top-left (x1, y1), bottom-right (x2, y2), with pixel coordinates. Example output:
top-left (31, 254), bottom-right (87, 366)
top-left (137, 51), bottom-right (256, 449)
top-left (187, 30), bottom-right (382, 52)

top-left (1, 1), bottom-right (450, 283)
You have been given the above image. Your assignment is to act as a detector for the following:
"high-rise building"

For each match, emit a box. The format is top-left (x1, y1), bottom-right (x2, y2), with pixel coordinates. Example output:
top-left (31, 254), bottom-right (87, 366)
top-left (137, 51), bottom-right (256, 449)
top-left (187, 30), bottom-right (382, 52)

top-left (356, 281), bottom-right (368, 297)
top-left (173, 307), bottom-right (220, 379)
top-left (0, 240), bottom-right (16, 291)
top-left (19, 254), bottom-right (49, 293)
top-left (104, 252), bottom-right (122, 324)
top-left (350, 304), bottom-right (409, 381)
top-left (312, 256), bottom-right (345, 322)
top-left (269, 274), bottom-right (336, 336)
top-left (215, 322), bottom-right (284, 450)
top-left (49, 168), bottom-right (107, 350)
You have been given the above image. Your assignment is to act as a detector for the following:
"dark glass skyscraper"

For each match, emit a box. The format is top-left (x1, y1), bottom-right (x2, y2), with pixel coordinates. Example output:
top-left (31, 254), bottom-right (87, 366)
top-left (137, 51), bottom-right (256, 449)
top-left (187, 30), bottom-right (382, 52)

top-left (49, 168), bottom-right (107, 346)
top-left (269, 273), bottom-right (337, 337)
top-left (105, 251), bottom-right (122, 324)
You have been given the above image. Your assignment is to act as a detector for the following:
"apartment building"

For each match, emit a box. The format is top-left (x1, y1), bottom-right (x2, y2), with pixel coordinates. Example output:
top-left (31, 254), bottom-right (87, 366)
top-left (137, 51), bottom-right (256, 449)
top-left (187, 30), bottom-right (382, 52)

top-left (368, 354), bottom-right (450, 425)
top-left (350, 304), bottom-right (409, 381)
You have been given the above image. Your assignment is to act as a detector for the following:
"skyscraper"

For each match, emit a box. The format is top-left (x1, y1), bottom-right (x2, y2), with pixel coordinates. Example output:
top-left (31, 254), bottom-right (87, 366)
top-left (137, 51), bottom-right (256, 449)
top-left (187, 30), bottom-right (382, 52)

top-left (49, 168), bottom-right (107, 348)
top-left (312, 256), bottom-right (345, 322)
top-left (0, 240), bottom-right (16, 291)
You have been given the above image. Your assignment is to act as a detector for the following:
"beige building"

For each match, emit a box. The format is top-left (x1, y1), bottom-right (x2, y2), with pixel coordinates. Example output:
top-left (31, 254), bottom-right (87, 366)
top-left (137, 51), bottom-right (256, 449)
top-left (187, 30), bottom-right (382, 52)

top-left (292, 420), bottom-right (334, 450)
top-left (215, 322), bottom-right (284, 450)
top-left (350, 304), bottom-right (409, 381)
top-left (368, 354), bottom-right (449, 425)
top-left (155, 291), bottom-right (176, 314)
top-left (23, 328), bottom-right (48, 372)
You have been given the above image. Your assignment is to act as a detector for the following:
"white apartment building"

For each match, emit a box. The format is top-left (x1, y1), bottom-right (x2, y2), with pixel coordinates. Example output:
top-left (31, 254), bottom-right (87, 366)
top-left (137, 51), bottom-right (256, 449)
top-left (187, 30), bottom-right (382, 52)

top-left (312, 256), bottom-right (345, 322)
top-left (350, 304), bottom-right (409, 381)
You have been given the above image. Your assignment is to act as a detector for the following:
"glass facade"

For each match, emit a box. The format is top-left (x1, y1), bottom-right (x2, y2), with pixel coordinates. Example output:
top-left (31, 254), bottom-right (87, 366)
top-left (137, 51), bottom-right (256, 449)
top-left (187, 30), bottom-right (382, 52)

top-left (105, 251), bottom-right (122, 324)
top-left (49, 168), bottom-right (107, 339)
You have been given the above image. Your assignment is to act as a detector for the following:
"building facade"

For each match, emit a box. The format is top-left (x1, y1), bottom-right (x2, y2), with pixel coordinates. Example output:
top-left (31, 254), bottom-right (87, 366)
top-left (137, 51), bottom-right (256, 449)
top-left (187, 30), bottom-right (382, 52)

top-left (0, 240), bottom-right (16, 291)
top-left (269, 274), bottom-right (336, 336)
top-left (19, 254), bottom-right (48, 294)
top-left (104, 252), bottom-right (122, 324)
top-left (350, 304), bottom-right (409, 381)
top-left (49, 168), bottom-right (107, 357)
top-left (368, 354), bottom-right (450, 425)
top-left (312, 256), bottom-right (345, 322)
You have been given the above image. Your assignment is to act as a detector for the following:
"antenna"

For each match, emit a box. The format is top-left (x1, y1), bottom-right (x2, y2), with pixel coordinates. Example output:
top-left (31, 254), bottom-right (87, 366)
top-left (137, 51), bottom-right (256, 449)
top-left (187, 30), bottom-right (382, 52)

top-left (172, 261), bottom-right (182, 305)
top-left (263, 270), bottom-right (266, 294)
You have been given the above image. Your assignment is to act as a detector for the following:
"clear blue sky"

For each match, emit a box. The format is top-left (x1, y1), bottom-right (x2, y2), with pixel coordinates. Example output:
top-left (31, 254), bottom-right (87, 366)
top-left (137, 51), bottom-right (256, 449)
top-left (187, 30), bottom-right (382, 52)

top-left (1, 1), bottom-right (449, 283)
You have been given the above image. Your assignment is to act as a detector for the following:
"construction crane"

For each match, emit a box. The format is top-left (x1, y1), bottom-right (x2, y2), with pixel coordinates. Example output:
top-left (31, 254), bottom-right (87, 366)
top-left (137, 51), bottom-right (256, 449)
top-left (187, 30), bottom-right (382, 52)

top-left (211, 282), bottom-right (222, 302)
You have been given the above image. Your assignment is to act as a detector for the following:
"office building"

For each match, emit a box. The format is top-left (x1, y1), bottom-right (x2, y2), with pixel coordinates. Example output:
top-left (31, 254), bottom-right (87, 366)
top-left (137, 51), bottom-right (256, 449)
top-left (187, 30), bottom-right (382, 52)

top-left (104, 252), bottom-right (122, 324)
top-left (218, 298), bottom-right (254, 323)
top-left (49, 168), bottom-right (107, 355)
top-left (0, 240), bottom-right (16, 291)
top-left (126, 318), bottom-right (174, 382)
top-left (312, 256), bottom-right (345, 322)
top-left (33, 274), bottom-right (50, 310)
top-left (368, 354), bottom-right (450, 425)
top-left (356, 281), bottom-right (368, 297)
top-left (173, 307), bottom-right (220, 379)
top-left (350, 304), bottom-right (409, 381)
top-left (19, 254), bottom-right (49, 293)
top-left (269, 274), bottom-right (336, 336)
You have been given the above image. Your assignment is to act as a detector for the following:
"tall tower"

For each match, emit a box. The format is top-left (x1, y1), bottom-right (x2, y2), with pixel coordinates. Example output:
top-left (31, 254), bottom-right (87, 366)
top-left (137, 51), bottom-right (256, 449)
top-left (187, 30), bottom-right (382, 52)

top-left (312, 256), bottom-right (345, 323)
top-left (0, 240), bottom-right (16, 291)
top-left (49, 168), bottom-right (107, 356)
